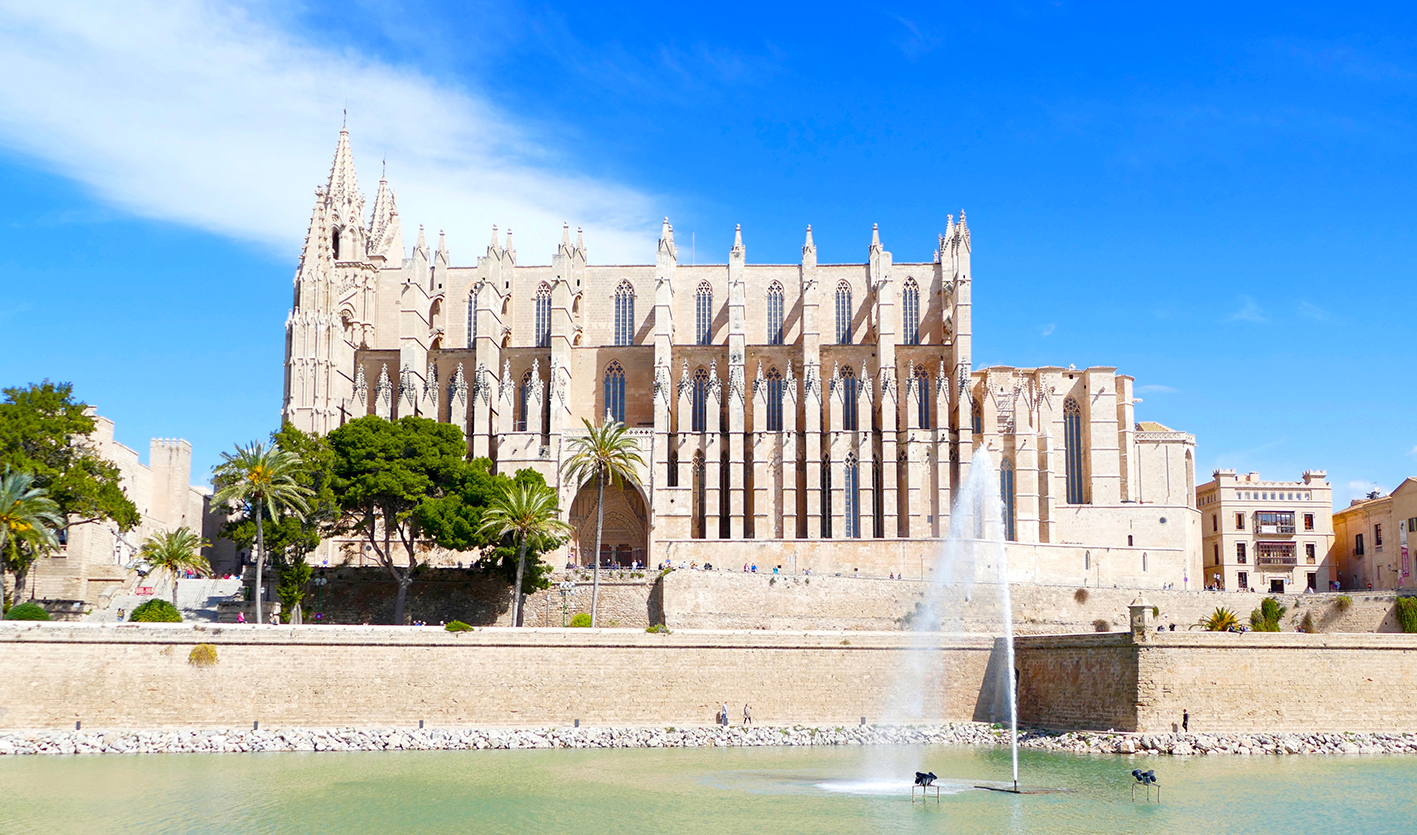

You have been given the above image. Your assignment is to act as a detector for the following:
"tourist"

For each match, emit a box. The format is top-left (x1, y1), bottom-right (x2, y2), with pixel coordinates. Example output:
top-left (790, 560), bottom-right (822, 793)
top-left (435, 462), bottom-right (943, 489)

top-left (1182, 709), bottom-right (1189, 732)
top-left (751, 564), bottom-right (757, 573)
top-left (743, 704), bottom-right (752, 725)
top-left (237, 612), bottom-right (245, 624)
top-left (889, 572), bottom-right (894, 580)
top-left (721, 702), bottom-right (729, 726)
top-left (269, 611), bottom-right (279, 625)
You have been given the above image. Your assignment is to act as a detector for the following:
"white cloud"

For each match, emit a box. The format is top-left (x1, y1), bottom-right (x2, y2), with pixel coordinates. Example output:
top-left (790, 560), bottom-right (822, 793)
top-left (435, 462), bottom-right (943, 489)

top-left (1041, 323), bottom-right (1056, 337)
top-left (1345, 480), bottom-right (1385, 503)
top-left (1136, 384), bottom-right (1178, 394)
top-left (0, 1), bottom-right (657, 264)
top-left (1227, 296), bottom-right (1266, 323)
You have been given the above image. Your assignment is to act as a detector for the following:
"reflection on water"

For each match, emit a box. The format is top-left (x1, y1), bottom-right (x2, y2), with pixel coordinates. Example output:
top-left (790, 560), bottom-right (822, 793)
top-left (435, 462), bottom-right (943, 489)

top-left (2, 742), bottom-right (1414, 835)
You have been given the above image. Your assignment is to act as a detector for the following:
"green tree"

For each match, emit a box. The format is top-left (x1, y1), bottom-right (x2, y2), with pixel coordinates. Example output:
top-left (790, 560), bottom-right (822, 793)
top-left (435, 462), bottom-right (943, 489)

top-left (212, 442), bottom-right (312, 625)
top-left (327, 415), bottom-right (468, 625)
top-left (138, 527), bottom-right (210, 605)
top-left (478, 482), bottom-right (571, 626)
top-left (1249, 598), bottom-right (1287, 632)
top-left (0, 467), bottom-right (64, 612)
top-left (561, 419), bottom-right (645, 626)
top-left (1191, 606), bottom-right (1240, 632)
top-left (0, 381), bottom-right (139, 532)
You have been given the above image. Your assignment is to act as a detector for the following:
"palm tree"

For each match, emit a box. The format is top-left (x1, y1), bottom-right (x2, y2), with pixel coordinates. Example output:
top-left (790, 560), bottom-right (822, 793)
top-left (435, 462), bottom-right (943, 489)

top-left (0, 468), bottom-right (63, 612)
top-left (479, 482), bottom-right (571, 627)
top-left (213, 443), bottom-right (312, 625)
top-left (1191, 606), bottom-right (1240, 632)
top-left (139, 527), bottom-right (211, 605)
top-left (560, 419), bottom-right (645, 627)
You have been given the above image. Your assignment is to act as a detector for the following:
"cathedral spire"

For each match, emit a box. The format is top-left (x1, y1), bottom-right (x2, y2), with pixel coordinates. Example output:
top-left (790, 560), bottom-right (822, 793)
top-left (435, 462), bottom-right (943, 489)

top-left (870, 222), bottom-right (881, 252)
top-left (326, 126), bottom-right (361, 210)
top-left (804, 224), bottom-right (814, 251)
top-left (488, 225), bottom-right (501, 257)
top-left (368, 170), bottom-right (403, 261)
top-left (658, 217), bottom-right (677, 258)
top-left (732, 223), bottom-right (744, 253)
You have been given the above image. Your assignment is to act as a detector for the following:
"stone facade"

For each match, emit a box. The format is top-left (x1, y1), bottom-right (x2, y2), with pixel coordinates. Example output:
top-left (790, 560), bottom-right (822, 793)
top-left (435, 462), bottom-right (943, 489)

top-left (1195, 469), bottom-right (1335, 593)
top-left (284, 129), bottom-right (1200, 585)
top-left (1332, 477), bottom-right (1417, 591)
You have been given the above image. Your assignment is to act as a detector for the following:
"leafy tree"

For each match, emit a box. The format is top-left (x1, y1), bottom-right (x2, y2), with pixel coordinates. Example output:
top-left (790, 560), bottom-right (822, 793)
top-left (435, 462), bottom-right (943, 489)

top-left (478, 482), bottom-right (571, 626)
top-left (138, 527), bottom-right (210, 605)
top-left (1249, 598), bottom-right (1287, 632)
top-left (129, 599), bottom-right (181, 622)
top-left (327, 415), bottom-right (468, 625)
top-left (0, 467), bottom-right (64, 612)
top-left (1394, 597), bottom-right (1417, 633)
top-left (560, 419), bottom-right (645, 627)
top-left (4, 601), bottom-right (50, 621)
top-left (0, 382), bottom-right (139, 531)
top-left (212, 442), bottom-right (313, 625)
top-left (1191, 607), bottom-right (1240, 632)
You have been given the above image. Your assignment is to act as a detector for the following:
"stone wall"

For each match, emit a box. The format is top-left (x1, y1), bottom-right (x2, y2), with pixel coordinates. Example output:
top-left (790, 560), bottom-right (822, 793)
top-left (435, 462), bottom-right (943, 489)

top-left (0, 623), bottom-right (994, 731)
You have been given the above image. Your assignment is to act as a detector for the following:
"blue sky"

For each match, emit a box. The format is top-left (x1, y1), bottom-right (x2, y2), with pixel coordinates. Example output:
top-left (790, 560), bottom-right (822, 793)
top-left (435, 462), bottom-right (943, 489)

top-left (1, 1), bottom-right (1414, 505)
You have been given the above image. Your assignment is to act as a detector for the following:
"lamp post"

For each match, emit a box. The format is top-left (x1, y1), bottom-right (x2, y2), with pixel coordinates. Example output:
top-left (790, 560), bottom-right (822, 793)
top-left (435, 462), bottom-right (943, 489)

top-left (558, 580), bottom-right (577, 627)
top-left (312, 574), bottom-right (328, 622)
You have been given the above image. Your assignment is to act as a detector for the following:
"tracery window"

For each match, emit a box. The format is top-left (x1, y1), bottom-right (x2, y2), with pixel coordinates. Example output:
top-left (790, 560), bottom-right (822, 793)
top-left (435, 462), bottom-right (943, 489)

top-left (1064, 397), bottom-right (1085, 504)
top-left (844, 452), bottom-right (861, 539)
top-left (517, 369), bottom-right (533, 431)
top-left (914, 365), bottom-right (930, 429)
top-left (604, 361), bottom-right (626, 424)
top-left (766, 281), bottom-right (784, 345)
top-left (902, 278), bottom-right (920, 345)
top-left (1000, 457), bottom-right (1017, 542)
top-left (692, 452), bottom-right (706, 539)
top-left (835, 281), bottom-right (852, 344)
top-left (695, 281), bottom-right (713, 345)
top-left (840, 365), bottom-right (858, 431)
top-left (466, 286), bottom-right (478, 348)
top-left (534, 283), bottom-right (552, 347)
top-left (691, 367), bottom-right (709, 433)
top-left (613, 281), bottom-right (634, 346)
top-left (765, 367), bottom-right (784, 432)
top-left (971, 402), bottom-right (982, 435)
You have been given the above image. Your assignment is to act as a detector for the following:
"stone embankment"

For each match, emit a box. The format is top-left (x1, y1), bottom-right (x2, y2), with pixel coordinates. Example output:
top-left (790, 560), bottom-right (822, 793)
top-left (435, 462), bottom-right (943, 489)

top-left (3, 723), bottom-right (1415, 757)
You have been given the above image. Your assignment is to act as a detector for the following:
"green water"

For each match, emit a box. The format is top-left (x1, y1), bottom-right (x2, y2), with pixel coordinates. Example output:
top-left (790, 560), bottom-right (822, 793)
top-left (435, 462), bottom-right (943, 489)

top-left (2, 744), bottom-right (1414, 834)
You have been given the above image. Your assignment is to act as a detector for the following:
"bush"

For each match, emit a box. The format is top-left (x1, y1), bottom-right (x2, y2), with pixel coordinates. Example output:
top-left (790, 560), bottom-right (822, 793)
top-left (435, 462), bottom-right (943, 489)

top-left (1073, 588), bottom-right (1089, 604)
top-left (1395, 597), bottom-right (1417, 634)
top-left (1299, 612), bottom-right (1317, 633)
top-left (646, 624), bottom-right (670, 633)
top-left (188, 644), bottom-right (218, 666)
top-left (1249, 598), bottom-right (1286, 632)
top-left (1193, 607), bottom-right (1239, 632)
top-left (129, 599), bottom-right (182, 623)
top-left (569, 613), bottom-right (592, 628)
top-left (445, 620), bottom-right (475, 632)
top-left (1092, 618), bottom-right (1112, 632)
top-left (4, 602), bottom-right (51, 621)
top-left (1334, 595), bottom-right (1354, 613)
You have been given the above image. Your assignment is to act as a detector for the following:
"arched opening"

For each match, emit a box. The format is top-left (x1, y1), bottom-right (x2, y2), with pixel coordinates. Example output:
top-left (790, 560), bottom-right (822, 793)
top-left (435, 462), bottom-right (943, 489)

top-left (331, 227), bottom-right (341, 261)
top-left (1000, 457), bottom-right (1016, 542)
top-left (766, 281), bottom-right (784, 345)
top-left (614, 281), bottom-right (635, 346)
top-left (840, 365), bottom-right (858, 431)
top-left (466, 287), bottom-right (478, 348)
top-left (535, 283), bottom-right (552, 347)
top-left (914, 365), bottom-right (931, 429)
top-left (1063, 397), bottom-right (1086, 504)
top-left (568, 481), bottom-right (649, 568)
top-left (844, 452), bottom-right (861, 539)
top-left (691, 367), bottom-right (710, 433)
top-left (764, 366), bottom-right (783, 432)
top-left (695, 281), bottom-right (713, 345)
top-left (902, 278), bottom-right (920, 345)
top-left (835, 281), bottom-right (852, 344)
top-left (604, 361), bottom-right (626, 424)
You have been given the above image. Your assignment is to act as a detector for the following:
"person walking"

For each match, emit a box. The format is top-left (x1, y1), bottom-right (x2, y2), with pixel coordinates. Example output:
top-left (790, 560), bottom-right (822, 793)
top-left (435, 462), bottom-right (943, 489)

top-left (743, 704), bottom-right (752, 725)
top-left (1182, 709), bottom-right (1190, 732)
top-left (721, 702), bottom-right (729, 726)
top-left (237, 611), bottom-right (246, 624)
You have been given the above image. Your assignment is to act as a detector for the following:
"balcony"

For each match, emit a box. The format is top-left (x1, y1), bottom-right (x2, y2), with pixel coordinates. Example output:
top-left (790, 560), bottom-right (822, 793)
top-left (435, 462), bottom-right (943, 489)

top-left (1256, 541), bottom-right (1297, 567)
top-left (1257, 555), bottom-right (1298, 566)
top-left (1255, 512), bottom-right (1296, 535)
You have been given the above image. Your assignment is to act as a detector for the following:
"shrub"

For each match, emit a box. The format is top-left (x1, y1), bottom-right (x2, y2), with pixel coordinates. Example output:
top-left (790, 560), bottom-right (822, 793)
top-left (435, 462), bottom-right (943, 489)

top-left (569, 613), bottom-right (592, 628)
top-left (1300, 612), bottom-right (1317, 633)
top-left (1092, 618), bottom-right (1112, 632)
top-left (1192, 607), bottom-right (1239, 632)
top-left (646, 624), bottom-right (670, 633)
top-left (4, 602), bottom-right (51, 621)
top-left (445, 620), bottom-right (475, 632)
top-left (1395, 598), bottom-right (1417, 634)
top-left (1152, 605), bottom-right (1160, 618)
top-left (188, 644), bottom-right (219, 666)
top-left (1073, 588), bottom-right (1089, 604)
top-left (1249, 598), bottom-right (1286, 632)
top-left (1334, 595), bottom-right (1354, 613)
top-left (129, 600), bottom-right (182, 623)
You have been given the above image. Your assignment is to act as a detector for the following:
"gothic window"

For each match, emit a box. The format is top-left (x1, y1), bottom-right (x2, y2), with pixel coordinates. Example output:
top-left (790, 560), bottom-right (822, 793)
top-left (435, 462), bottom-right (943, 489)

top-left (844, 452), bottom-right (861, 539)
top-left (821, 461), bottom-right (832, 538)
top-left (765, 367), bottom-right (784, 432)
top-left (1000, 457), bottom-right (1017, 542)
top-left (1063, 397), bottom-right (1085, 504)
top-left (766, 281), bottom-right (784, 345)
top-left (971, 401), bottom-right (982, 435)
top-left (466, 286), bottom-right (478, 348)
top-left (840, 366), bottom-right (858, 431)
top-left (695, 281), bottom-right (713, 345)
top-left (614, 281), bottom-right (635, 346)
top-left (693, 452), bottom-right (706, 539)
top-left (535, 283), bottom-right (552, 347)
top-left (902, 278), bottom-right (920, 345)
top-left (914, 365), bottom-right (931, 429)
top-left (835, 281), bottom-right (852, 344)
top-left (604, 361), bottom-right (626, 424)
top-left (331, 228), bottom-right (341, 261)
top-left (517, 369), bottom-right (533, 431)
top-left (691, 367), bottom-right (709, 433)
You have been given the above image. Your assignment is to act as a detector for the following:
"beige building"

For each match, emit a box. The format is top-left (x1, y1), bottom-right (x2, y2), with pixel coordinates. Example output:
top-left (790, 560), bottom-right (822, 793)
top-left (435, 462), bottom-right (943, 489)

top-left (284, 128), bottom-right (1200, 586)
top-left (1332, 478), bottom-right (1417, 591)
top-left (26, 413), bottom-right (233, 608)
top-left (1195, 470), bottom-right (1334, 593)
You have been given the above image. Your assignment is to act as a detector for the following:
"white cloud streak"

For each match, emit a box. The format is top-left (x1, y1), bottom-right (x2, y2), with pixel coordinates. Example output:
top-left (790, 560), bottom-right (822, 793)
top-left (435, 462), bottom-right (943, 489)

top-left (1227, 295), bottom-right (1266, 323)
top-left (1136, 384), bottom-right (1177, 394)
top-left (0, 1), bottom-right (657, 264)
top-left (1041, 323), bottom-right (1056, 337)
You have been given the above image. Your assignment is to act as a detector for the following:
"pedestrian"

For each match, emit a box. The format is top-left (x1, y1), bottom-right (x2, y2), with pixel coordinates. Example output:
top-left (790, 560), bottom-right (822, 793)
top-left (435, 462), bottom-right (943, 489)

top-left (237, 612), bottom-right (245, 624)
top-left (1182, 709), bottom-right (1189, 732)
top-left (721, 702), bottom-right (729, 726)
top-left (743, 704), bottom-right (752, 725)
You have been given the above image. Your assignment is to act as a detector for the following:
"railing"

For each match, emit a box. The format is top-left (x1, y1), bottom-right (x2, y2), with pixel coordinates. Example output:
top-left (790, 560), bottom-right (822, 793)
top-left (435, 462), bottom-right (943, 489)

top-left (1257, 556), bottom-right (1297, 566)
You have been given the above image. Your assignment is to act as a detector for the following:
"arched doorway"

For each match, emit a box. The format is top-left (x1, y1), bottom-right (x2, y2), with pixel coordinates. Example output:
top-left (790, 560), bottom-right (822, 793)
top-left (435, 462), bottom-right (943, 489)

top-left (568, 481), bottom-right (648, 568)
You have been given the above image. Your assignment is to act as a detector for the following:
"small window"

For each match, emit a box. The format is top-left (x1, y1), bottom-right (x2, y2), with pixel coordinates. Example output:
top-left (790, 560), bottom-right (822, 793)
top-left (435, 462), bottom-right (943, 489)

top-left (1212, 543), bottom-right (1219, 564)
top-left (1212, 514), bottom-right (1217, 532)
top-left (1305, 543), bottom-right (1316, 564)
top-left (1375, 524), bottom-right (1383, 547)
top-left (1084, 551), bottom-right (1091, 570)
top-left (1355, 533), bottom-right (1365, 556)
top-left (1235, 512), bottom-right (1245, 531)
top-left (1127, 534), bottom-right (1134, 547)
top-left (1304, 513), bottom-right (1315, 531)
top-left (1236, 542), bottom-right (1247, 564)
top-left (1238, 571), bottom-right (1248, 590)
top-left (1142, 552), bottom-right (1148, 572)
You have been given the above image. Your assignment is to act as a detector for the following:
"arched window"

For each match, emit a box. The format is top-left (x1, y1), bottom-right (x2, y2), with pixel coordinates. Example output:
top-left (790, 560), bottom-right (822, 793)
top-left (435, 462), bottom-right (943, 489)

top-left (844, 452), bottom-right (861, 539)
top-left (902, 278), bottom-right (920, 345)
top-left (692, 452), bottom-right (706, 539)
top-left (534, 283), bottom-right (552, 347)
top-left (765, 367), bottom-right (784, 432)
top-left (691, 367), bottom-right (709, 433)
top-left (1000, 457), bottom-right (1016, 542)
top-left (835, 281), bottom-right (852, 344)
top-left (613, 281), bottom-right (634, 346)
top-left (604, 361), bottom-right (626, 424)
top-left (914, 365), bottom-right (931, 429)
top-left (466, 286), bottom-right (478, 348)
top-left (517, 369), bottom-right (533, 431)
top-left (695, 281), bottom-right (713, 345)
top-left (840, 366), bottom-right (858, 431)
top-left (766, 281), bottom-right (784, 345)
top-left (331, 228), bottom-right (341, 261)
top-left (1064, 397), bottom-right (1085, 504)
top-left (971, 401), bottom-right (982, 434)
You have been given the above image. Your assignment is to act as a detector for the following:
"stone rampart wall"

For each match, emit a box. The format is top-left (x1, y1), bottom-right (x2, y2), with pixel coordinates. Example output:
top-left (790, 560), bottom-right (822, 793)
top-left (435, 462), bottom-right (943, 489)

top-left (0, 623), bottom-right (993, 731)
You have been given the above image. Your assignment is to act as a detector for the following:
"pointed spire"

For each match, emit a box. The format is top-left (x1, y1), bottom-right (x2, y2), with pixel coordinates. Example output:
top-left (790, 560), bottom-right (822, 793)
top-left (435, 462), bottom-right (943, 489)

top-left (733, 223), bottom-right (743, 251)
top-left (658, 217), bottom-right (677, 258)
top-left (414, 224), bottom-right (428, 259)
top-left (504, 228), bottom-right (516, 259)
top-left (870, 222), bottom-right (881, 250)
top-left (489, 224), bottom-right (500, 254)
top-left (325, 126), bottom-right (361, 212)
top-left (368, 174), bottom-right (402, 260)
top-left (561, 223), bottom-right (571, 248)
top-left (804, 224), bottom-right (815, 250)
top-left (576, 226), bottom-right (585, 252)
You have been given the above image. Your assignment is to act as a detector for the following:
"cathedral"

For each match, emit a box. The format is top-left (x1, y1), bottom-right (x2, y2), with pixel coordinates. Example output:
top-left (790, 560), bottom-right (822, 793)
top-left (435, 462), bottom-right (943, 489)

top-left (285, 129), bottom-right (1201, 587)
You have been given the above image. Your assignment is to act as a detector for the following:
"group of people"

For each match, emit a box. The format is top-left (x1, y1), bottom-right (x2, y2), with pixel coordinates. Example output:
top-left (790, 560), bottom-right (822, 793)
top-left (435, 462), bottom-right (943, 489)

top-left (233, 611), bottom-right (281, 625)
top-left (715, 702), bottom-right (752, 726)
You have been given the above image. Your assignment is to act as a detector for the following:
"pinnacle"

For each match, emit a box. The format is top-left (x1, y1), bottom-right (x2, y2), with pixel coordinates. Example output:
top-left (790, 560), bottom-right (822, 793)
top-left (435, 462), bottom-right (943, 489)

top-left (803, 225), bottom-right (815, 250)
top-left (870, 223), bottom-right (881, 249)
top-left (733, 223), bottom-right (743, 250)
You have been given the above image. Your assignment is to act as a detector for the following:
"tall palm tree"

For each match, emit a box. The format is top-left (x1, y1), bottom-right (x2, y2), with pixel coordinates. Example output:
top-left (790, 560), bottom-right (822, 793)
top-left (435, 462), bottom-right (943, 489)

top-left (560, 419), bottom-right (645, 626)
top-left (213, 443), bottom-right (312, 625)
top-left (0, 468), bottom-right (63, 612)
top-left (139, 527), bottom-right (211, 605)
top-left (479, 482), bottom-right (571, 627)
